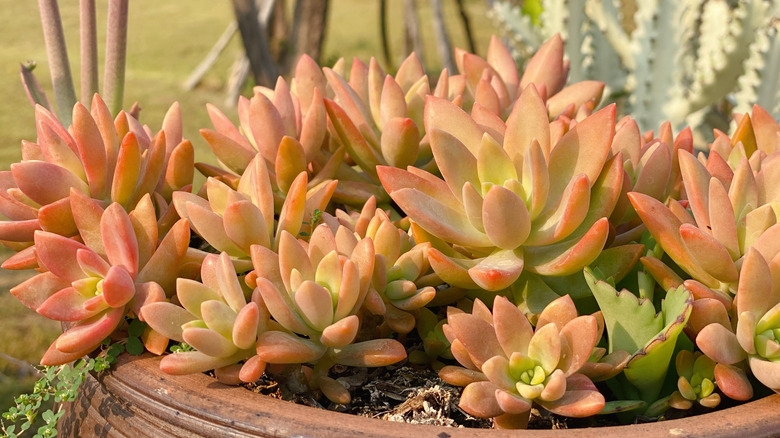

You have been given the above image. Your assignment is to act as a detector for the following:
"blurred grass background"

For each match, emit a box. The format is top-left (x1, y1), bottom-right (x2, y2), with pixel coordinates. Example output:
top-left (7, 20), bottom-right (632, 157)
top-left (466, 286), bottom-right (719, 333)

top-left (0, 0), bottom-right (494, 417)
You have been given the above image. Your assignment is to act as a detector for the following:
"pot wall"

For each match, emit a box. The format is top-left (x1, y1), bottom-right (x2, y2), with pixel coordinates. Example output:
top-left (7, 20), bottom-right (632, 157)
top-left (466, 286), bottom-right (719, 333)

top-left (59, 354), bottom-right (780, 438)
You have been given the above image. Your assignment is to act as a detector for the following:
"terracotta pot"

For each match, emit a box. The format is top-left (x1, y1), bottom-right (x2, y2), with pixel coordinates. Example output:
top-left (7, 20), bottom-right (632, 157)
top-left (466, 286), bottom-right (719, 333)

top-left (59, 353), bottom-right (780, 438)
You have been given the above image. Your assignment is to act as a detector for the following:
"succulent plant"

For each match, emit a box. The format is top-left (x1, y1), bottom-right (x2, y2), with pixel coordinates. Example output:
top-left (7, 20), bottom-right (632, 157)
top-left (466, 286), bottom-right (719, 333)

top-left (668, 350), bottom-right (721, 410)
top-left (250, 225), bottom-right (407, 403)
top-left (696, 247), bottom-right (780, 400)
top-left (0, 96), bottom-right (193, 269)
top-left (379, 85), bottom-right (621, 292)
top-left (10, 193), bottom-right (190, 365)
top-left (173, 156), bottom-right (335, 265)
top-left (141, 252), bottom-right (269, 385)
top-left (438, 295), bottom-right (604, 429)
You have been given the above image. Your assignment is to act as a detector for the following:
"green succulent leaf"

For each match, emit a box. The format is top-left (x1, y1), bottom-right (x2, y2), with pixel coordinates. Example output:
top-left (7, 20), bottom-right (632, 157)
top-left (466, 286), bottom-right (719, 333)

top-left (588, 267), bottom-right (693, 403)
top-left (586, 267), bottom-right (663, 353)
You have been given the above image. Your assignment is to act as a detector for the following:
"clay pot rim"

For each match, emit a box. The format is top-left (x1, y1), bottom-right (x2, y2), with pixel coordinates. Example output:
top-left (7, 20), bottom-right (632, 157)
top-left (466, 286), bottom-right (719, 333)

top-left (96, 353), bottom-right (780, 437)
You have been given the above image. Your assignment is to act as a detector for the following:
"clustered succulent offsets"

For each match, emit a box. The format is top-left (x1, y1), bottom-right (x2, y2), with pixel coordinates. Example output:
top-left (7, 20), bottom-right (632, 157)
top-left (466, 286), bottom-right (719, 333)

top-left (3, 34), bottom-right (780, 429)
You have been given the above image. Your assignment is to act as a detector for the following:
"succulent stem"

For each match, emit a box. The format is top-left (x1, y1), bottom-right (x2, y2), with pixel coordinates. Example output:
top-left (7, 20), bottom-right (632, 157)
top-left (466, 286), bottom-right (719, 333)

top-left (80, 0), bottom-right (99, 106)
top-left (37, 0), bottom-right (77, 126)
top-left (103, 0), bottom-right (129, 116)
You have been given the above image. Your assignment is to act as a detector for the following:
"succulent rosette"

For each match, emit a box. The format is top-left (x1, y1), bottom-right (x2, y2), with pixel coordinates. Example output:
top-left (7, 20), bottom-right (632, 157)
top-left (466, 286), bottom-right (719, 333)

top-left (142, 252), bottom-right (269, 385)
top-left (0, 96), bottom-right (193, 269)
top-left (438, 295), bottom-right (603, 429)
top-left (251, 225), bottom-right (407, 403)
top-left (696, 247), bottom-right (780, 400)
top-left (173, 156), bottom-right (336, 265)
top-left (379, 84), bottom-right (623, 293)
top-left (669, 350), bottom-right (721, 410)
top-left (455, 35), bottom-right (604, 120)
top-left (10, 193), bottom-right (190, 365)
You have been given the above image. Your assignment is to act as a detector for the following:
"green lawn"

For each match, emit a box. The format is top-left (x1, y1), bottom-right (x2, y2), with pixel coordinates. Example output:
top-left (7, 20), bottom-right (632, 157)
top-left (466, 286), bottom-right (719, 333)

top-left (0, 0), bottom-right (495, 419)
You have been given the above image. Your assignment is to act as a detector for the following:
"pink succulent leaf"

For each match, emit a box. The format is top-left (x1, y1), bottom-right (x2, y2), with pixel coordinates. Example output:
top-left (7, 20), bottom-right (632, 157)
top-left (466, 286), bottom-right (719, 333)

top-left (482, 185), bottom-right (530, 249)
top-left (247, 93), bottom-right (284, 164)
top-left (377, 165), bottom-right (460, 209)
top-left (183, 327), bottom-right (238, 358)
top-left (100, 203), bottom-right (139, 278)
top-left (546, 105), bottom-right (615, 208)
top-left (390, 188), bottom-right (490, 248)
top-left (707, 178), bottom-right (740, 259)
top-left (0, 218), bottom-right (41, 242)
top-left (37, 120), bottom-right (86, 180)
top-left (160, 350), bottom-right (252, 376)
top-left (524, 217), bottom-right (609, 276)
top-left (472, 103), bottom-right (506, 144)
top-left (748, 356), bottom-right (780, 392)
top-left (176, 278), bottom-right (221, 318)
top-left (141, 302), bottom-right (196, 343)
top-left (38, 195), bottom-right (78, 237)
top-left (504, 85), bottom-right (550, 161)
top-left (128, 195), bottom-right (158, 268)
top-left (468, 248), bottom-right (524, 291)
top-left (539, 369), bottom-right (567, 402)
top-left (69, 188), bottom-right (106, 254)
top-left (737, 311), bottom-right (759, 355)
top-left (111, 133), bottom-right (142, 206)
top-left (0, 246), bottom-right (37, 271)
top-left (688, 298), bottom-right (731, 338)
top-left (12, 161), bottom-right (89, 206)
top-left (274, 137), bottom-right (307, 194)
top-left (459, 381), bottom-right (504, 418)
top-left (34, 231), bottom-right (90, 282)
top-left (737, 248), bottom-right (773, 317)
top-left (274, 172), bottom-right (308, 245)
top-left (279, 231), bottom-right (314, 290)
top-left (256, 277), bottom-right (315, 336)
top-left (628, 192), bottom-right (719, 286)
top-left (328, 338), bottom-right (407, 367)
top-left (10, 272), bottom-right (69, 311)
top-left (527, 173), bottom-right (591, 246)
top-left (101, 265), bottom-right (135, 308)
top-left (487, 36), bottom-right (519, 94)
top-left (320, 315), bottom-right (359, 348)
top-left (335, 261), bottom-right (362, 320)
top-left (294, 280), bottom-right (334, 332)
top-left (40, 340), bottom-right (97, 367)
top-left (678, 150), bottom-right (712, 230)
top-left (520, 34), bottom-right (565, 95)
top-left (697, 323), bottom-right (748, 365)
top-left (714, 363), bottom-right (754, 401)
top-left (72, 103), bottom-right (108, 199)
top-left (201, 300), bottom-right (238, 339)
top-left (632, 142), bottom-right (671, 200)
top-left (536, 374), bottom-right (605, 418)
top-left (494, 390), bottom-right (532, 416)
top-left (558, 316), bottom-right (599, 376)
top-left (424, 96), bottom-right (483, 155)
top-left (679, 223), bottom-right (738, 284)
top-left (250, 244), bottom-right (284, 291)
top-left (527, 323), bottom-right (561, 374)
top-left (239, 355), bottom-right (267, 383)
top-left (427, 247), bottom-right (479, 289)
top-left (546, 81), bottom-right (605, 120)
top-left (55, 306), bottom-right (124, 354)
top-left (256, 331), bottom-right (326, 363)
top-left (447, 312), bottom-right (504, 368)
top-left (536, 295), bottom-right (579, 330)
top-left (730, 158), bottom-right (758, 219)
top-left (36, 287), bottom-right (102, 321)
top-left (215, 251), bottom-right (246, 313)
top-left (129, 281), bottom-right (165, 321)
top-left (481, 355), bottom-right (516, 391)
top-left (322, 98), bottom-right (382, 179)
top-left (438, 365), bottom-right (487, 386)
top-left (135, 219), bottom-right (190, 295)
top-left (493, 296), bottom-right (533, 358)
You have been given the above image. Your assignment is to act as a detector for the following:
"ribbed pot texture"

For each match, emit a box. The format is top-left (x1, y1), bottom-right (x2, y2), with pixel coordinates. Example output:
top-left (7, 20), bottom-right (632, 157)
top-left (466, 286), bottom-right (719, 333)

top-left (58, 354), bottom-right (780, 438)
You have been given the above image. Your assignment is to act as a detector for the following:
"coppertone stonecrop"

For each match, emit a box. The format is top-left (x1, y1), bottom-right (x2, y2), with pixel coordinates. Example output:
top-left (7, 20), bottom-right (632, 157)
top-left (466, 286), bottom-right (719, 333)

top-left (5, 30), bottom-right (780, 431)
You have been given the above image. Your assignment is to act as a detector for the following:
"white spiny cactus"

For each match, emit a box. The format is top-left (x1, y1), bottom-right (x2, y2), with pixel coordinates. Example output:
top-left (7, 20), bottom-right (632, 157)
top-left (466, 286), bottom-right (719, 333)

top-left (490, 0), bottom-right (780, 138)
